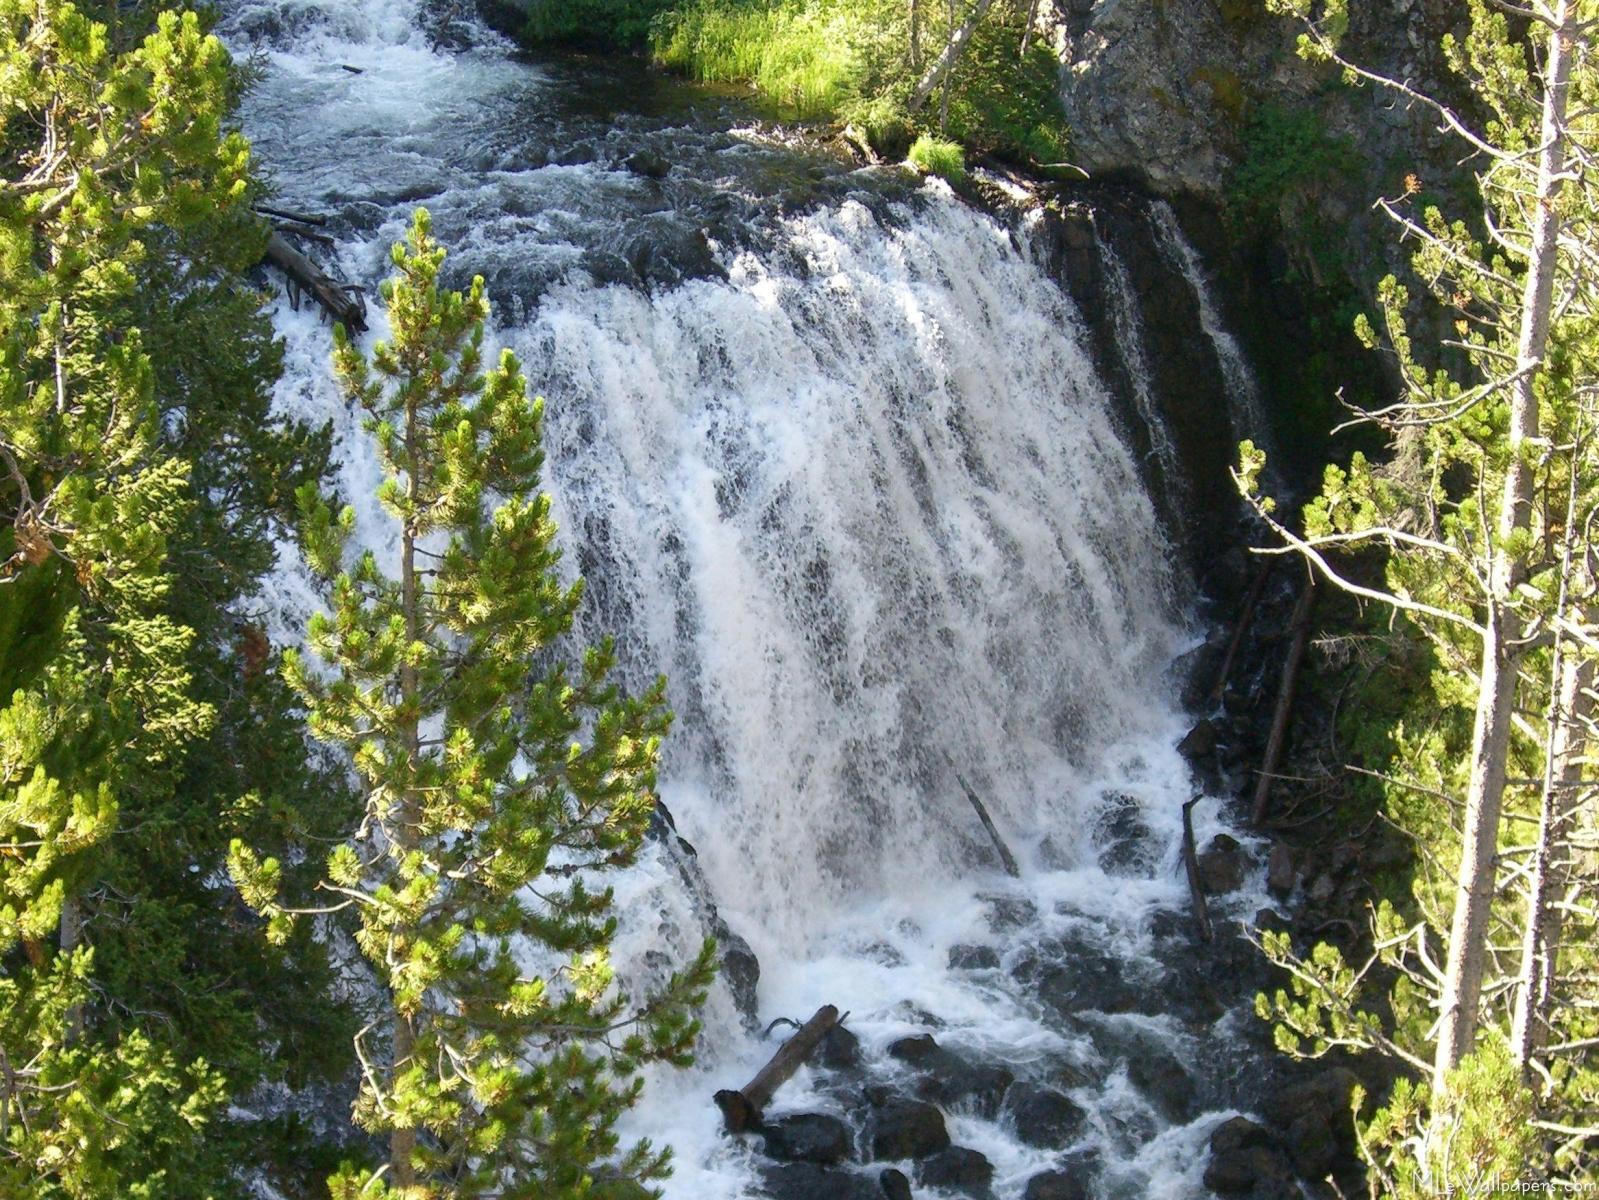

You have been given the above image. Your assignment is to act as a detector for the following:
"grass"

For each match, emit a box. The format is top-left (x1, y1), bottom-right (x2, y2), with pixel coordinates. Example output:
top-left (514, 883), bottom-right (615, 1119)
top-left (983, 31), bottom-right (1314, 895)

top-left (651, 0), bottom-right (863, 120)
top-left (907, 133), bottom-right (965, 183)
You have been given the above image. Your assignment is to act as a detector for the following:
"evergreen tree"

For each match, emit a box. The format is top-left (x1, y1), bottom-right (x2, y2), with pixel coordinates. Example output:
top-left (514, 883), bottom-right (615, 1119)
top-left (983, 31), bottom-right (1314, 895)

top-left (2, 2), bottom-right (356, 1191)
top-left (233, 210), bottom-right (714, 1199)
top-left (1246, 0), bottom-right (1598, 1188)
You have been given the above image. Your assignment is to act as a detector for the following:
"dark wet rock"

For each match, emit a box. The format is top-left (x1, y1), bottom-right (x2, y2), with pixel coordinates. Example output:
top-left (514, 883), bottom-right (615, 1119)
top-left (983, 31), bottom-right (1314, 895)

top-left (1092, 1021), bottom-right (1197, 1122)
top-left (949, 943), bottom-right (1000, 971)
top-left (1253, 908), bottom-right (1291, 938)
top-left (887, 1034), bottom-right (1013, 1116)
top-left (760, 1113), bottom-right (852, 1165)
top-left (1177, 719), bottom-right (1218, 761)
top-left (1092, 791), bottom-right (1154, 875)
top-left (1210, 1115), bottom-right (1276, 1156)
top-left (1284, 1111), bottom-right (1337, 1178)
top-left (1202, 1130), bottom-right (1296, 1199)
top-left (915, 1146), bottom-right (994, 1198)
top-left (1013, 943), bottom-right (1147, 1017)
top-left (1174, 639), bottom-right (1226, 709)
top-left (1266, 841), bottom-right (1295, 898)
top-left (1307, 872), bottom-right (1338, 907)
top-left (879, 1168), bottom-right (913, 1200)
top-left (979, 894), bottom-right (1038, 932)
top-left (866, 1093), bottom-right (950, 1161)
top-left (759, 1162), bottom-right (882, 1200)
top-left (1023, 1170), bottom-right (1090, 1200)
top-left (719, 931), bottom-right (761, 1026)
top-left (1002, 1081), bottom-right (1086, 1148)
top-left (1270, 1067), bottom-right (1358, 1149)
top-left (623, 148), bottom-right (671, 179)
top-left (1197, 834), bottom-right (1248, 894)
top-left (816, 1024), bottom-right (862, 1071)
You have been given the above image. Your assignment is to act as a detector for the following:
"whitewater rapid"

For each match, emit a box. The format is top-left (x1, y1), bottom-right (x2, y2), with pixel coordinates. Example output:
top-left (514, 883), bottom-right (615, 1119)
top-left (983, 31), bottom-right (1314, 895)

top-left (224, 2), bottom-right (1277, 1196)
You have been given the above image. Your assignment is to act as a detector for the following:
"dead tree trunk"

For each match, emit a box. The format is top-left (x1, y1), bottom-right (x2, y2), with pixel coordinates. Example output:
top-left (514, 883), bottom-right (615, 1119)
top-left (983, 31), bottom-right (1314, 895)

top-left (1250, 577), bottom-right (1317, 826)
top-left (1182, 797), bottom-right (1213, 943)
top-left (263, 232), bottom-right (368, 331)
top-left (715, 1005), bottom-right (840, 1132)
top-left (948, 762), bottom-right (1020, 877)
top-left (906, 0), bottom-right (1000, 114)
top-left (1209, 558), bottom-right (1272, 705)
top-left (1433, 0), bottom-right (1575, 1099)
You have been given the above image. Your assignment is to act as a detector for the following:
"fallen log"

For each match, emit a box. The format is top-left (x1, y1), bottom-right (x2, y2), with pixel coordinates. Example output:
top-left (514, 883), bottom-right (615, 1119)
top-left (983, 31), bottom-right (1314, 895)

top-left (263, 232), bottom-right (367, 332)
top-left (715, 1004), bottom-right (840, 1133)
top-left (1181, 796), bottom-right (1213, 944)
top-left (943, 753), bottom-right (1020, 877)
top-left (273, 219), bottom-right (337, 248)
top-left (1249, 577), bottom-right (1318, 827)
top-left (254, 203), bottom-right (328, 226)
top-left (1208, 557), bottom-right (1272, 705)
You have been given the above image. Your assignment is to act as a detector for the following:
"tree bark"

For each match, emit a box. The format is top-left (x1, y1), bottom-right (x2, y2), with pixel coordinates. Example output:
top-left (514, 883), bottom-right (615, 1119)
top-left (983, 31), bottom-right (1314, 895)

top-left (715, 1005), bottom-right (840, 1132)
top-left (949, 763), bottom-right (1020, 877)
top-left (1511, 653), bottom-right (1593, 1071)
top-left (906, 0), bottom-right (1000, 114)
top-left (1181, 797), bottom-right (1213, 943)
top-left (1250, 577), bottom-right (1316, 826)
top-left (909, 0), bottom-right (922, 71)
top-left (263, 232), bottom-right (367, 331)
top-left (1432, 1), bottom-right (1575, 1099)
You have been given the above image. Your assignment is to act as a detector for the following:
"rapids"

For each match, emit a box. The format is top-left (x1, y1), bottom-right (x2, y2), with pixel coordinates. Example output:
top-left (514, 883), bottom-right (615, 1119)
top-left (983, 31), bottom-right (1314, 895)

top-left (222, 3), bottom-right (1281, 1196)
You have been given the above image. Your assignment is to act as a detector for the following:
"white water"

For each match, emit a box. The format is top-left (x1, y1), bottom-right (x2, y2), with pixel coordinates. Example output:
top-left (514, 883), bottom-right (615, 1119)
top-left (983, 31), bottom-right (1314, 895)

top-left (1148, 201), bottom-right (1272, 457)
top-left (225, 3), bottom-right (1271, 1196)
top-left (1094, 232), bottom-right (1185, 518)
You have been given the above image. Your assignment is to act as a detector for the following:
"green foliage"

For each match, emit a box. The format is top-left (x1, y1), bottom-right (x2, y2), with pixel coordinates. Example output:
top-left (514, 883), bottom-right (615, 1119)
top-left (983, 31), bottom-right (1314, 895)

top-left (649, 0), bottom-right (1069, 164)
top-left (1227, 102), bottom-right (1357, 220)
top-left (233, 210), bottom-right (714, 1198)
top-left (511, 0), bottom-right (675, 48)
top-left (907, 133), bottom-right (965, 182)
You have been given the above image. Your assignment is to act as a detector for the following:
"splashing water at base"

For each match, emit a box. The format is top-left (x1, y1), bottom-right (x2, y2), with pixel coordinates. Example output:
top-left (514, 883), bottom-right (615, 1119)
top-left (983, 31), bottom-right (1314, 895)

top-left (224, 2), bottom-right (1278, 1195)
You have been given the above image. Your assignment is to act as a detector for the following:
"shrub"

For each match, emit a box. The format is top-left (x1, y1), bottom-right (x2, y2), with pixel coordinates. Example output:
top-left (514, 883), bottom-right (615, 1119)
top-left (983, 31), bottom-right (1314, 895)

top-left (907, 133), bottom-right (965, 182)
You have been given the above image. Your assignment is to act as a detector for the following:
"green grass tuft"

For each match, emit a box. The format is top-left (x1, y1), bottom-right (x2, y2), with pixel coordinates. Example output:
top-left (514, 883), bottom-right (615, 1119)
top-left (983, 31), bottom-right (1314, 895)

top-left (907, 134), bottom-right (965, 183)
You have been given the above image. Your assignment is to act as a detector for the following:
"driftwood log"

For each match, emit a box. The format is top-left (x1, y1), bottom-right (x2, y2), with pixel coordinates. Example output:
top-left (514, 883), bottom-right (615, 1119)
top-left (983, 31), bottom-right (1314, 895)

top-left (1208, 558), bottom-right (1272, 705)
top-left (263, 231), bottom-right (367, 332)
top-left (1250, 577), bottom-right (1318, 826)
top-left (942, 752), bottom-right (1020, 877)
top-left (714, 1005), bottom-right (839, 1133)
top-left (254, 203), bottom-right (328, 226)
top-left (1181, 796), bottom-right (1213, 943)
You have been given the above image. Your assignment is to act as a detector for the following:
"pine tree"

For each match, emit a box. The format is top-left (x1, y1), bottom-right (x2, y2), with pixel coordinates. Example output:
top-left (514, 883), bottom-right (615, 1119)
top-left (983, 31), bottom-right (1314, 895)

top-left (0, 2), bottom-right (355, 1192)
top-left (1246, 0), bottom-right (1599, 1188)
top-left (233, 210), bottom-right (714, 1199)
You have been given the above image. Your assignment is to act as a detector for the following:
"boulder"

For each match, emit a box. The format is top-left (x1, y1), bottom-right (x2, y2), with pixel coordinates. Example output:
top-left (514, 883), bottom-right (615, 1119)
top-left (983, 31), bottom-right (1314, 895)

top-left (816, 1024), bottom-right (862, 1071)
top-left (1201, 1144), bottom-right (1295, 1198)
top-left (623, 148), bottom-right (671, 179)
top-left (866, 1093), bottom-right (950, 1161)
top-left (760, 1113), bottom-right (853, 1165)
top-left (915, 1147), bottom-right (994, 1199)
top-left (878, 1168), bottom-right (913, 1200)
top-left (1022, 1170), bottom-right (1090, 1200)
top-left (758, 1163), bottom-right (882, 1200)
top-left (1177, 719), bottom-right (1219, 762)
top-left (1209, 1115), bottom-right (1275, 1156)
top-left (718, 930), bottom-right (761, 1026)
top-left (1266, 841), bottom-right (1295, 898)
top-left (1197, 834), bottom-right (1248, 894)
top-left (887, 1034), bottom-right (1013, 1117)
top-left (1270, 1067), bottom-right (1358, 1156)
top-left (949, 943), bottom-right (1001, 971)
top-left (1092, 791), bottom-right (1155, 875)
top-left (1002, 1082), bottom-right (1086, 1148)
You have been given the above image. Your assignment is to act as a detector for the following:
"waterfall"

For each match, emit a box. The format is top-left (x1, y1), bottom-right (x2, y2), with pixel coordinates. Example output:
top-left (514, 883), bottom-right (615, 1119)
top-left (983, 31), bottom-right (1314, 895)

top-left (1094, 231), bottom-right (1186, 518)
top-left (1147, 201), bottom-right (1271, 454)
top-left (224, 3), bottom-right (1271, 1196)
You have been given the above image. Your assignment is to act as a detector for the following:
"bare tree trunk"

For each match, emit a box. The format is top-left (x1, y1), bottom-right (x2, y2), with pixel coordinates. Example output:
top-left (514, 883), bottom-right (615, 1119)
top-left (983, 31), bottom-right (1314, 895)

top-left (1431, 1), bottom-right (1575, 1099)
top-left (391, 388), bottom-right (423, 1190)
top-left (906, 0), bottom-right (1000, 114)
top-left (1019, 0), bottom-right (1041, 55)
top-left (909, 0), bottom-right (922, 71)
top-left (1511, 654), bottom-right (1593, 1072)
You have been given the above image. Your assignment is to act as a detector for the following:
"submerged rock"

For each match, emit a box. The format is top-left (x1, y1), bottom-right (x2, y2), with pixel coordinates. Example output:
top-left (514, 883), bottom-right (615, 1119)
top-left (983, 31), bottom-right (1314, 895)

top-left (865, 1091), bottom-right (950, 1161)
top-left (760, 1112), bottom-right (853, 1165)
top-left (1197, 833), bottom-right (1248, 894)
top-left (815, 1023), bottom-right (863, 1071)
top-left (759, 1162), bottom-right (882, 1200)
top-left (1022, 1169), bottom-right (1090, 1200)
top-left (887, 1034), bottom-right (1013, 1116)
top-left (916, 1146), bottom-right (995, 1199)
top-left (1002, 1081), bottom-right (1086, 1148)
top-left (948, 943), bottom-right (1001, 971)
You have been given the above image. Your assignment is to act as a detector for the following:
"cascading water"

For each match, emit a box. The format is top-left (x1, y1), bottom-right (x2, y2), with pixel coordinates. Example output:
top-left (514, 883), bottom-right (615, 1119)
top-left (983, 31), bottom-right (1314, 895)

top-left (1147, 201), bottom-right (1272, 459)
top-left (224, 4), bottom-right (1278, 1197)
